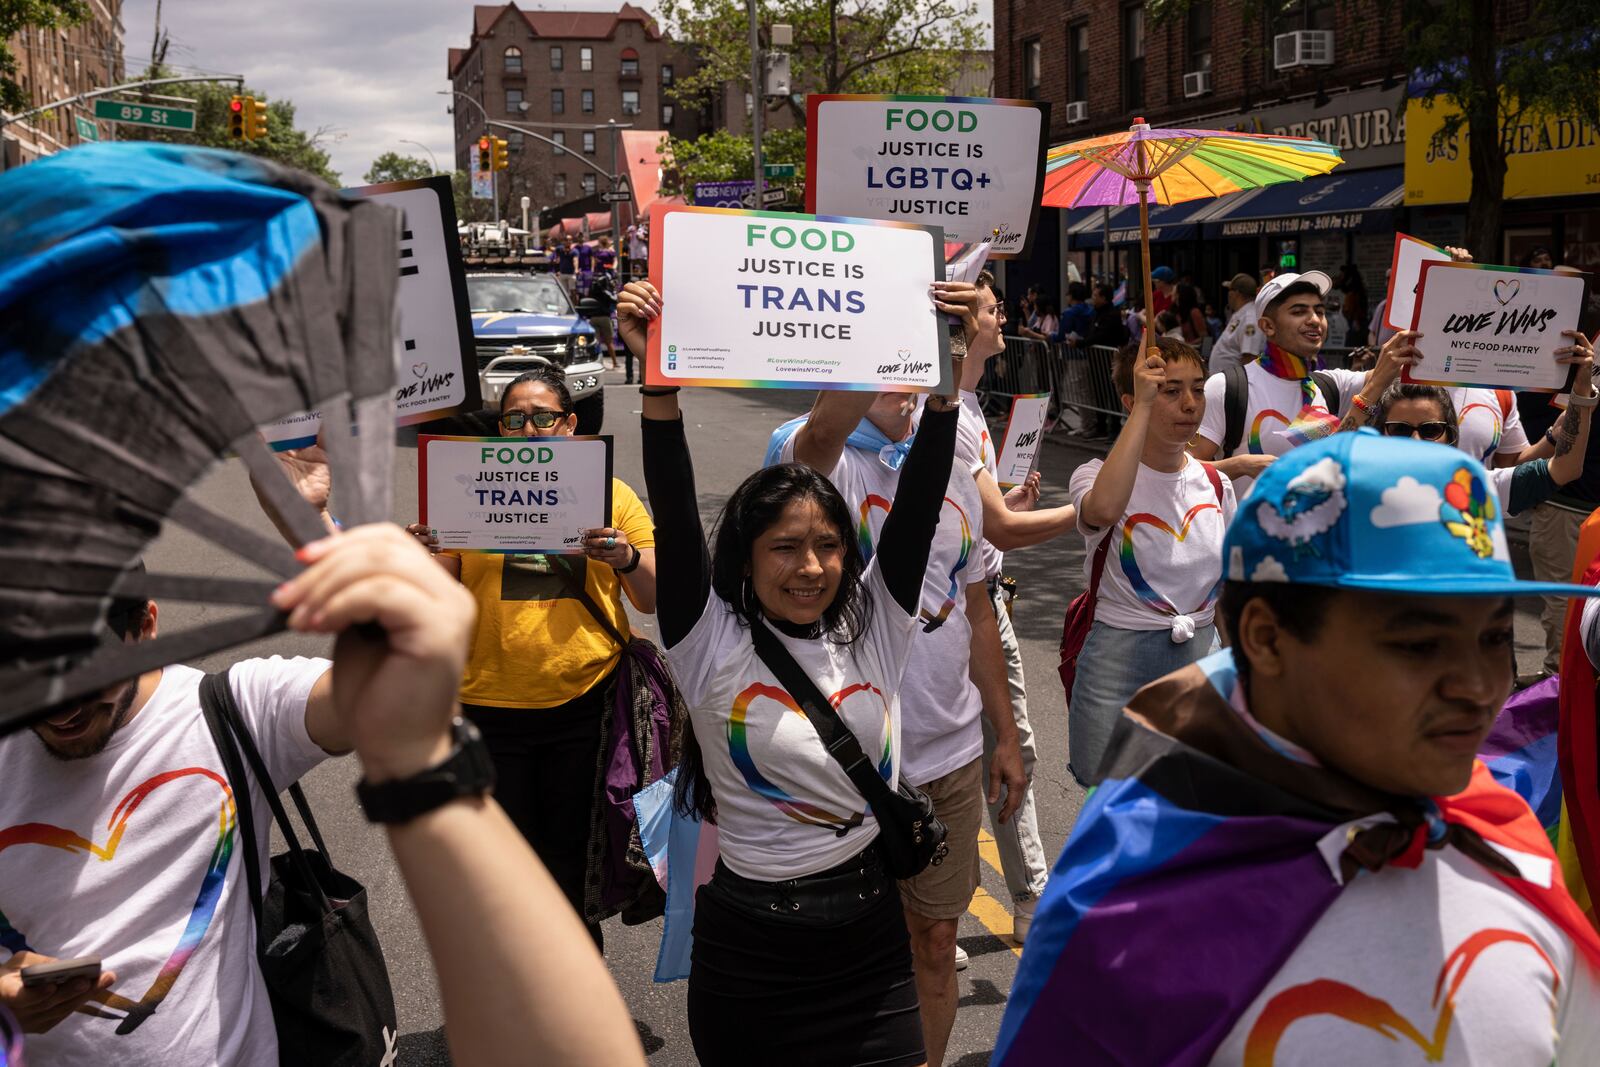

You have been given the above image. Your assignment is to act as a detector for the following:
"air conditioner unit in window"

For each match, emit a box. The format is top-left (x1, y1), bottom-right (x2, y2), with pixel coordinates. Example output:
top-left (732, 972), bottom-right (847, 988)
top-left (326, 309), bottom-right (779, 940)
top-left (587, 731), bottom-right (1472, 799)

top-left (1183, 70), bottom-right (1211, 98)
top-left (1065, 100), bottom-right (1088, 124)
top-left (1273, 30), bottom-right (1335, 70)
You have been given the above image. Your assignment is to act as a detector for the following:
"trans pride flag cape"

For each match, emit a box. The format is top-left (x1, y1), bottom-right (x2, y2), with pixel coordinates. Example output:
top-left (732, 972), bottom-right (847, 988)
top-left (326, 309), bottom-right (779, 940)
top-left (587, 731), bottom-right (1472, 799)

top-left (994, 651), bottom-right (1600, 1066)
top-left (1557, 552), bottom-right (1600, 926)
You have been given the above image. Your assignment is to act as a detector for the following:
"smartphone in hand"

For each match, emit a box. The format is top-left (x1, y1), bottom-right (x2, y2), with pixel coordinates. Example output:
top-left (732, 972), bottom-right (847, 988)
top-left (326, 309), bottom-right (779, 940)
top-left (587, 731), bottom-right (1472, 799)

top-left (19, 957), bottom-right (101, 989)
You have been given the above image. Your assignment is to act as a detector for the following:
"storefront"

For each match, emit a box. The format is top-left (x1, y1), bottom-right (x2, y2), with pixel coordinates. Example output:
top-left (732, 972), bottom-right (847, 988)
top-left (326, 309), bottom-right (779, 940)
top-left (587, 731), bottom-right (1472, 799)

top-left (1404, 90), bottom-right (1600, 272)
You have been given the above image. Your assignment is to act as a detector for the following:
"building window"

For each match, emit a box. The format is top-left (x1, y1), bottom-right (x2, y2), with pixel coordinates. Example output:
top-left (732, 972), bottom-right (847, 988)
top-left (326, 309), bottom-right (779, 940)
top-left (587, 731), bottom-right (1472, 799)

top-left (1022, 37), bottom-right (1041, 100)
top-left (551, 88), bottom-right (565, 114)
top-left (582, 173), bottom-right (596, 195)
top-left (505, 87), bottom-right (524, 114)
top-left (621, 52), bottom-right (639, 77)
top-left (1188, 2), bottom-right (1213, 72)
top-left (583, 130), bottom-right (596, 153)
top-left (745, 91), bottom-right (753, 116)
top-left (508, 131), bottom-right (524, 153)
top-left (554, 174), bottom-right (567, 198)
top-left (552, 130), bottom-right (566, 155)
top-left (1273, 0), bottom-right (1335, 34)
top-left (504, 46), bottom-right (523, 73)
top-left (580, 46), bottom-right (593, 72)
top-left (661, 104), bottom-right (675, 126)
top-left (550, 45), bottom-right (563, 71)
top-left (581, 89), bottom-right (594, 113)
top-left (1069, 22), bottom-right (1090, 102)
top-left (1123, 5), bottom-right (1146, 111)
top-left (622, 90), bottom-right (640, 115)
top-left (661, 64), bottom-right (674, 84)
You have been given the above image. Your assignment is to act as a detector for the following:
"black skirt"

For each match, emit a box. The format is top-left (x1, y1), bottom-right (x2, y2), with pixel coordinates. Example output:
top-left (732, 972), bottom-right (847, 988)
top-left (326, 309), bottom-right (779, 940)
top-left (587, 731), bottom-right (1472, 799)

top-left (687, 843), bottom-right (925, 1067)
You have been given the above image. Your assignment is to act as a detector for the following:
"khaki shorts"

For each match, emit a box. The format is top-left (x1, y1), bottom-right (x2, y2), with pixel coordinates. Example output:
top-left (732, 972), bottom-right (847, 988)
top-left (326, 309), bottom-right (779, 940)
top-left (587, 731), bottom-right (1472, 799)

top-left (897, 758), bottom-right (984, 921)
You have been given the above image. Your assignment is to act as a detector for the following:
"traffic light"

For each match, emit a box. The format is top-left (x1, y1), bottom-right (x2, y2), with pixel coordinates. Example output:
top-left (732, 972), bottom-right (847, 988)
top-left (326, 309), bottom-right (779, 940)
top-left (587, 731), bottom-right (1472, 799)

top-left (477, 136), bottom-right (492, 173)
top-left (245, 96), bottom-right (268, 140)
top-left (228, 95), bottom-right (245, 140)
top-left (492, 137), bottom-right (509, 171)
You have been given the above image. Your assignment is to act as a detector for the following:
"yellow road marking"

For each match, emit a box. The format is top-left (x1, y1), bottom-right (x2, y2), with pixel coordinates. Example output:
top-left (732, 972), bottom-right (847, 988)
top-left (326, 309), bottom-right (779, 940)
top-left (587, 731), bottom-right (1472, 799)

top-left (968, 829), bottom-right (1022, 956)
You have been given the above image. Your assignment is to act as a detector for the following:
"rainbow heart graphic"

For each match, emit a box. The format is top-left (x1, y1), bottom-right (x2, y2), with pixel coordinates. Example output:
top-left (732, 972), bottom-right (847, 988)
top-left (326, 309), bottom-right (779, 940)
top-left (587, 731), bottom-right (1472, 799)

top-left (1455, 402), bottom-right (1504, 462)
top-left (728, 680), bottom-right (892, 832)
top-left (857, 494), bottom-right (972, 632)
top-left (1119, 502), bottom-right (1224, 616)
top-left (1494, 278), bottom-right (1522, 306)
top-left (0, 768), bottom-right (237, 1034)
top-left (1243, 927), bottom-right (1557, 1065)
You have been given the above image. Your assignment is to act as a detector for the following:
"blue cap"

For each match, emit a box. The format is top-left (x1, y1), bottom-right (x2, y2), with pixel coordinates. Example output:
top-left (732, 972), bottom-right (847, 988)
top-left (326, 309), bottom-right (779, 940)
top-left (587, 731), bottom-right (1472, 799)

top-left (1151, 266), bottom-right (1175, 282)
top-left (1224, 430), bottom-right (1600, 598)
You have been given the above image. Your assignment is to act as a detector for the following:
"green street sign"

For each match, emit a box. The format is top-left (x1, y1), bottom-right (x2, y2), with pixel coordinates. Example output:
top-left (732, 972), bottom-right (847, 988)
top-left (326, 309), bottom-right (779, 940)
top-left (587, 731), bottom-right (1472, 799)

top-left (93, 98), bottom-right (197, 131)
top-left (763, 163), bottom-right (796, 178)
top-left (75, 115), bottom-right (99, 141)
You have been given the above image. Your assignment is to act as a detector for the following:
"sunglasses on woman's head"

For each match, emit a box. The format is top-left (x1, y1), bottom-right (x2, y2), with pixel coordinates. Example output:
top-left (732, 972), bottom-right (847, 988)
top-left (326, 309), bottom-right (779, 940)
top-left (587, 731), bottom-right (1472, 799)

top-left (501, 410), bottom-right (565, 430)
top-left (1381, 421), bottom-right (1451, 442)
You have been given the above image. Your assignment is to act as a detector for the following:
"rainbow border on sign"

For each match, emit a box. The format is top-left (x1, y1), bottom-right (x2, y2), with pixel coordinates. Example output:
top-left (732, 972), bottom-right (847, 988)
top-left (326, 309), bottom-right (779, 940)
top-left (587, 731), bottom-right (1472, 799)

top-left (417, 433), bottom-right (614, 555)
top-left (996, 392), bottom-right (1051, 490)
top-left (1402, 261), bottom-right (1591, 393)
top-left (643, 202), bottom-right (951, 392)
top-left (804, 93), bottom-right (1049, 259)
top-left (1382, 231), bottom-right (1449, 332)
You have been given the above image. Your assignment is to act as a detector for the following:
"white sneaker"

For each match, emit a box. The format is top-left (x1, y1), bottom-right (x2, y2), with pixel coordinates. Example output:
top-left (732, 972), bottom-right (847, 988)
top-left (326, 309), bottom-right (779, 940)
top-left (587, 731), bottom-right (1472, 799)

top-left (954, 945), bottom-right (969, 971)
top-left (1012, 897), bottom-right (1038, 945)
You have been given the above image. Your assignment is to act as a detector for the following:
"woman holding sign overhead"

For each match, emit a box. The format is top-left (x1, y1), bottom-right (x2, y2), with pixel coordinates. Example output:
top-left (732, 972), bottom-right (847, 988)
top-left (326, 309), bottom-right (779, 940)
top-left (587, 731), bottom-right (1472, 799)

top-left (408, 365), bottom-right (660, 949)
top-left (620, 277), bottom-right (965, 1067)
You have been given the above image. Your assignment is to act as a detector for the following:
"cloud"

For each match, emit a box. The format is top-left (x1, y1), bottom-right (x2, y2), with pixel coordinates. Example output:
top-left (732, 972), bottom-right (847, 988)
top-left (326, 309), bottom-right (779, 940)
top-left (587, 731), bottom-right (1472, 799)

top-left (1370, 476), bottom-right (1443, 529)
top-left (1228, 546), bottom-right (1244, 581)
top-left (1250, 556), bottom-right (1288, 583)
top-left (1287, 456), bottom-right (1347, 494)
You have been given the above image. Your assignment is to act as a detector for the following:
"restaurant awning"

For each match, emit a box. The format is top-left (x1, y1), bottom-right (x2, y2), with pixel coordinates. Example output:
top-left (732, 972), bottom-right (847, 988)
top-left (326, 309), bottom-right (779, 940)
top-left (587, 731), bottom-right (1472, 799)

top-left (1067, 198), bottom-right (1236, 248)
top-left (1200, 165), bottom-right (1405, 239)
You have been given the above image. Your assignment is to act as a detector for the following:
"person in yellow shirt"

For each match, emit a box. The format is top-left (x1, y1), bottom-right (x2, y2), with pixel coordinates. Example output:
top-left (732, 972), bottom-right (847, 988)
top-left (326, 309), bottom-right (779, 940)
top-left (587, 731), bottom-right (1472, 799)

top-left (410, 366), bottom-right (656, 949)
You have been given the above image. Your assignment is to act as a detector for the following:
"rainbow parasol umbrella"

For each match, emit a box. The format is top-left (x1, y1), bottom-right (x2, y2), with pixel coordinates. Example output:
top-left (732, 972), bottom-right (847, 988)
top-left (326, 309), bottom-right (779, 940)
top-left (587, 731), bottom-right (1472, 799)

top-left (1043, 118), bottom-right (1343, 352)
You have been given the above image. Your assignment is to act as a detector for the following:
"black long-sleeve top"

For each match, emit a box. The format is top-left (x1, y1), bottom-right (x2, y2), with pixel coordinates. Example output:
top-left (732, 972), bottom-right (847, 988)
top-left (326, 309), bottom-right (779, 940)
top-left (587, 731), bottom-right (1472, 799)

top-left (641, 404), bottom-right (961, 648)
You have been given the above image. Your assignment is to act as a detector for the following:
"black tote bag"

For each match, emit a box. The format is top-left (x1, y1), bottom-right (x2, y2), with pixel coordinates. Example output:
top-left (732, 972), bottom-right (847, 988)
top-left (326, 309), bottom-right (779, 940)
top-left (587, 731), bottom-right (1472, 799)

top-left (200, 671), bottom-right (398, 1066)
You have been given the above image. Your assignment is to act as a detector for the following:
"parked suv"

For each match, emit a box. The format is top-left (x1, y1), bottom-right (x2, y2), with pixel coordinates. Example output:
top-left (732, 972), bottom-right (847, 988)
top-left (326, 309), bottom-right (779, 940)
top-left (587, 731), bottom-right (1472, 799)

top-left (467, 271), bottom-right (605, 434)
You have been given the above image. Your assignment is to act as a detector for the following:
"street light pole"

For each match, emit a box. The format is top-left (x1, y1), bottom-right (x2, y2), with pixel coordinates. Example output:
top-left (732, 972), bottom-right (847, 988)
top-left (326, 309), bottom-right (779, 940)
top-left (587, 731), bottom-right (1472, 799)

top-left (444, 90), bottom-right (499, 226)
top-left (399, 138), bottom-right (440, 174)
top-left (608, 119), bottom-right (621, 245)
top-left (747, 0), bottom-right (764, 207)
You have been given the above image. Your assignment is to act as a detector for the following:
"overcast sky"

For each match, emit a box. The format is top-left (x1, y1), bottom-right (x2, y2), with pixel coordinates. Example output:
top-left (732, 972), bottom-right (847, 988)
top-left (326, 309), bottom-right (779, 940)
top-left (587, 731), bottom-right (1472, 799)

top-left (119, 0), bottom-right (993, 185)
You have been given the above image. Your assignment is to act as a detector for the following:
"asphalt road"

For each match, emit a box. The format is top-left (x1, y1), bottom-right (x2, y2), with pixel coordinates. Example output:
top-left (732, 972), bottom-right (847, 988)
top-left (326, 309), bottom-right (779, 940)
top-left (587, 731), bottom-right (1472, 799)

top-left (145, 368), bottom-right (1553, 1065)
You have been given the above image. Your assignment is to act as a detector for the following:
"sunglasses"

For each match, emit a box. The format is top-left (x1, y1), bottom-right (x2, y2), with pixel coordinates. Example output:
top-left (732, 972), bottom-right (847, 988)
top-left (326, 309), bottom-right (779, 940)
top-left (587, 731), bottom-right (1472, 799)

top-left (1381, 421), bottom-right (1452, 442)
top-left (501, 410), bottom-right (566, 431)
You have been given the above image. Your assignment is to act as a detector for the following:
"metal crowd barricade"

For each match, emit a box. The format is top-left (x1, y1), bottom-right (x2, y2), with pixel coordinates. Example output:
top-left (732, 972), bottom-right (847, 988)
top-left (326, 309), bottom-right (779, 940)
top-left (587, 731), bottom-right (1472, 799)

top-left (976, 338), bottom-right (1127, 429)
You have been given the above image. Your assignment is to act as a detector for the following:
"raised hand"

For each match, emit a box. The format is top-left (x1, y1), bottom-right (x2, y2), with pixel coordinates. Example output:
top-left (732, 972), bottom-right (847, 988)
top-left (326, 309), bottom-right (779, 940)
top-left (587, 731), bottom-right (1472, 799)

top-left (616, 280), bottom-right (660, 363)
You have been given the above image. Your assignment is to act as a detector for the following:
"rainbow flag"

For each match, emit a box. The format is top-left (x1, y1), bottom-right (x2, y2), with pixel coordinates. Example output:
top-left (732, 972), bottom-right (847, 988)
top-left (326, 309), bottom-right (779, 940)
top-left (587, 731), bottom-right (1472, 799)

top-left (994, 651), bottom-right (1600, 1066)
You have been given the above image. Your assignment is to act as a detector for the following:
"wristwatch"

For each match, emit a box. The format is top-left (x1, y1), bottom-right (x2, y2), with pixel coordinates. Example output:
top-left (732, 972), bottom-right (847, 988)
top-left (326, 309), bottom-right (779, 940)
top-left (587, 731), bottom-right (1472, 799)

top-left (355, 717), bottom-right (496, 824)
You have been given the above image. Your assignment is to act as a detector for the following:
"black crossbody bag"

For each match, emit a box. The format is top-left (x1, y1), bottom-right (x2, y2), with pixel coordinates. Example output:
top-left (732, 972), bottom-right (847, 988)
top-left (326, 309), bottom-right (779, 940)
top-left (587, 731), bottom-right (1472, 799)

top-left (199, 671), bottom-right (398, 1066)
top-left (748, 620), bottom-right (948, 879)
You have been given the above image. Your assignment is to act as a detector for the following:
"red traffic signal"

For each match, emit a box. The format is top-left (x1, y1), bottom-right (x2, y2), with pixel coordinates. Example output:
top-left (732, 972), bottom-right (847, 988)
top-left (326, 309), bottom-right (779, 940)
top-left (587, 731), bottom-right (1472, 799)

top-left (229, 95), bottom-right (245, 139)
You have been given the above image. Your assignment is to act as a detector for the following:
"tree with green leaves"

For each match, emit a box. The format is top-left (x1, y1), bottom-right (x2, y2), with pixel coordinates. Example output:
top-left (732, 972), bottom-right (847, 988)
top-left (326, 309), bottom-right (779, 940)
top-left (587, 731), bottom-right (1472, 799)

top-left (1149, 0), bottom-right (1600, 261)
top-left (114, 66), bottom-right (339, 184)
top-left (658, 127), bottom-right (806, 197)
top-left (364, 151), bottom-right (432, 186)
top-left (0, 0), bottom-right (87, 113)
top-left (657, 0), bottom-right (983, 189)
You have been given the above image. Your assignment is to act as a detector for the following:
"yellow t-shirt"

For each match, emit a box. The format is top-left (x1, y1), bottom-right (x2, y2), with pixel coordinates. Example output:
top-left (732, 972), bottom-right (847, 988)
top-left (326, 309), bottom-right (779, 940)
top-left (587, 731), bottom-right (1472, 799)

top-left (453, 478), bottom-right (655, 708)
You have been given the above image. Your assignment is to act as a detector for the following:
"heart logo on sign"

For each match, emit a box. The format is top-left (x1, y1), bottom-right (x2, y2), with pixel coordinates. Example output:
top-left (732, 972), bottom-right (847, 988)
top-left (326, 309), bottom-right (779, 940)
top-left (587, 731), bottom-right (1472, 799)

top-left (1241, 927), bottom-right (1556, 1065)
top-left (0, 768), bottom-right (238, 1033)
top-left (729, 680), bottom-right (891, 832)
top-left (1494, 278), bottom-right (1521, 306)
top-left (412, 362), bottom-right (430, 379)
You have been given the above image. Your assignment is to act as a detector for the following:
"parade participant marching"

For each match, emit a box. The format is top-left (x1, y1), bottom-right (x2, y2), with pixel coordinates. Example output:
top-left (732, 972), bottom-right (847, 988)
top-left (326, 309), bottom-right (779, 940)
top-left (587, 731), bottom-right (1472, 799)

top-left (1192, 271), bottom-right (1369, 494)
top-left (407, 365), bottom-right (658, 949)
top-left (1064, 337), bottom-right (1235, 785)
top-left (769, 283), bottom-right (1028, 1067)
top-left (1208, 273), bottom-right (1264, 375)
top-left (1339, 325), bottom-right (1597, 515)
top-left (620, 278), bottom-right (963, 1067)
top-left (997, 431), bottom-right (1600, 1066)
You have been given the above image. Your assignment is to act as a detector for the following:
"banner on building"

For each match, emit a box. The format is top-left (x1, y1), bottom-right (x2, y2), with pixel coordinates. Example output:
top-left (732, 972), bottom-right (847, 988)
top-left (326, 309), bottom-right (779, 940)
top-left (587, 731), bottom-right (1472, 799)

top-left (805, 95), bottom-right (1048, 258)
top-left (646, 202), bottom-right (950, 393)
top-left (1405, 95), bottom-right (1600, 205)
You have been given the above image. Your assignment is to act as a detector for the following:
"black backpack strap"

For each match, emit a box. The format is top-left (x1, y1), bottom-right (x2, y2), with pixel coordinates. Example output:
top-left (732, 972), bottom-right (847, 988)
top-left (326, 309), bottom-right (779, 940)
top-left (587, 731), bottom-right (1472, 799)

top-left (1222, 362), bottom-right (1249, 457)
top-left (200, 671), bottom-right (267, 948)
top-left (1312, 370), bottom-right (1341, 417)
top-left (200, 669), bottom-right (333, 916)
top-left (746, 618), bottom-right (893, 816)
top-left (553, 556), bottom-right (630, 652)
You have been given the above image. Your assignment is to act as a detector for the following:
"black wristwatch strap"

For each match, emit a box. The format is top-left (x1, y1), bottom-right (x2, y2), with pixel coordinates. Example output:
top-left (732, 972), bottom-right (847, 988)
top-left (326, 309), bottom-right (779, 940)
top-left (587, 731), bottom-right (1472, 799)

top-left (615, 543), bottom-right (643, 574)
top-left (355, 717), bottom-right (496, 825)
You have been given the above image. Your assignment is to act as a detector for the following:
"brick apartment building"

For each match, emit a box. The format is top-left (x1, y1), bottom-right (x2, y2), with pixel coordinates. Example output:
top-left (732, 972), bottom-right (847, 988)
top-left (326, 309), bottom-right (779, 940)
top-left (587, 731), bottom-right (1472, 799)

top-left (994, 0), bottom-right (1412, 316)
top-left (3, 0), bottom-right (126, 168)
top-left (448, 3), bottom-right (708, 227)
